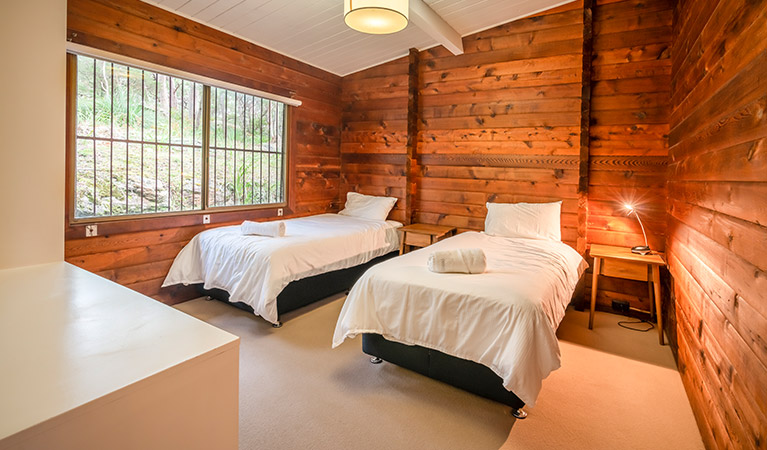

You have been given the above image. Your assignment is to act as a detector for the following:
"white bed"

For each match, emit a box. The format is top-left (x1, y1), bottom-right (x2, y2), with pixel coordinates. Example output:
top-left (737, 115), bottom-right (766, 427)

top-left (332, 231), bottom-right (587, 407)
top-left (163, 214), bottom-right (402, 324)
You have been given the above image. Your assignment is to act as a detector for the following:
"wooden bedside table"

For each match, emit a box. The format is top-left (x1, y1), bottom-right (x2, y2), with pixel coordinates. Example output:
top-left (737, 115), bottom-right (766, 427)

top-left (398, 223), bottom-right (456, 255)
top-left (588, 244), bottom-right (667, 345)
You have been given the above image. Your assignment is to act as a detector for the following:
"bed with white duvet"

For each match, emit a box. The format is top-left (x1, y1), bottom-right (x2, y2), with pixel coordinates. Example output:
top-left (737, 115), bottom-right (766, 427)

top-left (163, 213), bottom-right (401, 324)
top-left (333, 202), bottom-right (587, 409)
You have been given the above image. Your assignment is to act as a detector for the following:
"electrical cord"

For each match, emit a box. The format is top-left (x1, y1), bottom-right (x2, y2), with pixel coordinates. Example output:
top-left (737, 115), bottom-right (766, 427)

top-left (618, 318), bottom-right (655, 332)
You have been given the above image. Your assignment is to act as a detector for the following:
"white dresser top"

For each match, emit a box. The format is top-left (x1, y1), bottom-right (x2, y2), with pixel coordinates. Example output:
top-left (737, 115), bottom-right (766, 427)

top-left (0, 262), bottom-right (238, 441)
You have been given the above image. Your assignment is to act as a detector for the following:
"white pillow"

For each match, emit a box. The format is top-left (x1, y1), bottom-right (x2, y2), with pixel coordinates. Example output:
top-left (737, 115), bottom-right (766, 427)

top-left (485, 201), bottom-right (562, 241)
top-left (338, 192), bottom-right (397, 221)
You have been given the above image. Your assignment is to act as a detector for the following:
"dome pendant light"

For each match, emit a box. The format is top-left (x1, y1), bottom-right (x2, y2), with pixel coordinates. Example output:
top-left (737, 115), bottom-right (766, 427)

top-left (344, 0), bottom-right (409, 34)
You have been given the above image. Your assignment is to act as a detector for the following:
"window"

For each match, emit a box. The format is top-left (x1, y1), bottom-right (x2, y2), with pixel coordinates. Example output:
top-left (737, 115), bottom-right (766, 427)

top-left (208, 87), bottom-right (286, 208)
top-left (72, 54), bottom-right (287, 220)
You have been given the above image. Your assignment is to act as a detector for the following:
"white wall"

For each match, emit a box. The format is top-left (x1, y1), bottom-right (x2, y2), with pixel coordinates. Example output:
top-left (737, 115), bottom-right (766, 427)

top-left (0, 0), bottom-right (66, 269)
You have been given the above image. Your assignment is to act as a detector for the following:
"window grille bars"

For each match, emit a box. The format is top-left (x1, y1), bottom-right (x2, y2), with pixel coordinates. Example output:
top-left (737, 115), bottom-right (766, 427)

top-left (73, 55), bottom-right (287, 220)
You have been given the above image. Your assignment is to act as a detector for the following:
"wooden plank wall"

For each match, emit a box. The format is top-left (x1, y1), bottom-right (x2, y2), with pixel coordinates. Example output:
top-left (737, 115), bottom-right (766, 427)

top-left (64, 0), bottom-right (342, 304)
top-left (415, 1), bottom-right (585, 248)
top-left (340, 57), bottom-right (410, 222)
top-left (341, 0), bottom-right (674, 310)
top-left (586, 0), bottom-right (673, 311)
top-left (668, 0), bottom-right (767, 447)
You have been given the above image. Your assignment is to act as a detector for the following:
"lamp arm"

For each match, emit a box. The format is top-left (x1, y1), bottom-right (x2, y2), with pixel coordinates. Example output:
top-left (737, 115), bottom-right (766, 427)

top-left (632, 211), bottom-right (649, 247)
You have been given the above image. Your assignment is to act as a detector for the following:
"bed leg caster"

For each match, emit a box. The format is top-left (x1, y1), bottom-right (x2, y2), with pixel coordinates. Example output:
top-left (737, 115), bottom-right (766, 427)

top-left (205, 296), bottom-right (213, 301)
top-left (272, 321), bottom-right (283, 328)
top-left (369, 356), bottom-right (383, 364)
top-left (511, 408), bottom-right (528, 420)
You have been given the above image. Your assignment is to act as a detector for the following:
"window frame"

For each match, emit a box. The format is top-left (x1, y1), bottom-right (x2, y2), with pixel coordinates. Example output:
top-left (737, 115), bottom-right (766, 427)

top-left (65, 52), bottom-right (292, 226)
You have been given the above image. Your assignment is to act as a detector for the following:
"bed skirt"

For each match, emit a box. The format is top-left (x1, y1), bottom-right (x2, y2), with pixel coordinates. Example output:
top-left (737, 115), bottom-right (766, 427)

top-left (197, 251), bottom-right (399, 319)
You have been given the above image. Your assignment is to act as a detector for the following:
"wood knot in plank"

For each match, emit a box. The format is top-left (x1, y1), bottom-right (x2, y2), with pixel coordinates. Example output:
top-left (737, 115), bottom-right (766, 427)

top-left (746, 141), bottom-right (759, 160)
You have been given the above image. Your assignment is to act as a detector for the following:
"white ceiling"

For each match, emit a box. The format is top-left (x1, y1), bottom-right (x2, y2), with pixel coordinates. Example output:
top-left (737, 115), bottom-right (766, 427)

top-left (143, 0), bottom-right (570, 76)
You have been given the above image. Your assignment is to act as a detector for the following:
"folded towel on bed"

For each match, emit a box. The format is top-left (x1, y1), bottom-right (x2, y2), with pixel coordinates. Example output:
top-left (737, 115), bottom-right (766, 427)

top-left (241, 220), bottom-right (286, 237)
top-left (427, 248), bottom-right (486, 274)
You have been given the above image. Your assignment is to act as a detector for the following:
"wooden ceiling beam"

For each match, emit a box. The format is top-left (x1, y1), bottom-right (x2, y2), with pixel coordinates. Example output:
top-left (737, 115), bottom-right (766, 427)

top-left (409, 0), bottom-right (464, 55)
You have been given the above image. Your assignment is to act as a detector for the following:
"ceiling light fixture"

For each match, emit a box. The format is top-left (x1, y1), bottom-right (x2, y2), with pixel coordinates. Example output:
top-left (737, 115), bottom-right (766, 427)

top-left (344, 0), bottom-right (409, 34)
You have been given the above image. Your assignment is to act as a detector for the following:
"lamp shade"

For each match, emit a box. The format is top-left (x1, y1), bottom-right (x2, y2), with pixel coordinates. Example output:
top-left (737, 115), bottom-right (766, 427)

top-left (344, 0), bottom-right (409, 34)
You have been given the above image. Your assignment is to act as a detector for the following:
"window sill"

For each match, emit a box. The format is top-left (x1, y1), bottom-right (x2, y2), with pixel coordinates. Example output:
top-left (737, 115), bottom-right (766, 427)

top-left (66, 205), bottom-right (291, 240)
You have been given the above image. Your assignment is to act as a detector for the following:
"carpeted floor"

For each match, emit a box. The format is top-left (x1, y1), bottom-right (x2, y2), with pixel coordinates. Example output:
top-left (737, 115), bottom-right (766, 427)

top-left (175, 296), bottom-right (703, 450)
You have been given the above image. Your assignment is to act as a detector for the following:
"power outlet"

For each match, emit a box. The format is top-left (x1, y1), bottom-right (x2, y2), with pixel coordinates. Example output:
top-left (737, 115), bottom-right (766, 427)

top-left (85, 224), bottom-right (98, 237)
top-left (277, 208), bottom-right (284, 217)
top-left (611, 300), bottom-right (630, 313)
top-left (202, 214), bottom-right (210, 224)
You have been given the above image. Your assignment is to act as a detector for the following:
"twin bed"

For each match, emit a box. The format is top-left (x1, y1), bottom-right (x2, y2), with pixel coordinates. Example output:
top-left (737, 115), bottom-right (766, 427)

top-left (163, 195), bottom-right (587, 416)
top-left (333, 231), bottom-right (586, 415)
top-left (163, 212), bottom-right (402, 326)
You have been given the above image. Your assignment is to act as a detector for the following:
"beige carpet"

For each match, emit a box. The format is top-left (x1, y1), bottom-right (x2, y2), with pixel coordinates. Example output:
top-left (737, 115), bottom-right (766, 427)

top-left (503, 309), bottom-right (703, 450)
top-left (175, 296), bottom-right (703, 450)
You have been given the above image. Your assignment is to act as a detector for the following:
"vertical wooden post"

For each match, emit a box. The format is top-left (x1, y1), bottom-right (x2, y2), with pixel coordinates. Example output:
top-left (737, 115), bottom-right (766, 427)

top-left (405, 48), bottom-right (420, 225)
top-left (577, 0), bottom-right (593, 255)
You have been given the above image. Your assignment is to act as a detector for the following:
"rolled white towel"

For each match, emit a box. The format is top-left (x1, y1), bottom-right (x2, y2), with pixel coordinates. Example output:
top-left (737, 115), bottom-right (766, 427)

top-left (241, 220), bottom-right (286, 237)
top-left (427, 248), bottom-right (486, 274)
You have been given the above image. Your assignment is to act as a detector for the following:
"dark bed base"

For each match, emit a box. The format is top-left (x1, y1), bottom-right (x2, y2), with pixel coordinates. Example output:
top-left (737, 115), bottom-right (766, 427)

top-left (362, 333), bottom-right (526, 411)
top-left (197, 251), bottom-right (398, 321)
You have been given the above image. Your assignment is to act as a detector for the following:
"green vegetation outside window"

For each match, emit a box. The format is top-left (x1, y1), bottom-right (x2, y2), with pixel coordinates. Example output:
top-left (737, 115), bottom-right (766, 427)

top-left (73, 54), bottom-right (287, 220)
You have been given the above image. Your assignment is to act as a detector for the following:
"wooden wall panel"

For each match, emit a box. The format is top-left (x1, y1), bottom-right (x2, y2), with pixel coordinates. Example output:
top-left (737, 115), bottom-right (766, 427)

top-left (584, 0), bottom-right (673, 312)
top-left (668, 0), bottom-right (767, 448)
top-left (64, 0), bottom-right (342, 304)
top-left (341, 0), bottom-right (674, 311)
top-left (413, 1), bottom-right (585, 247)
top-left (340, 57), bottom-right (409, 222)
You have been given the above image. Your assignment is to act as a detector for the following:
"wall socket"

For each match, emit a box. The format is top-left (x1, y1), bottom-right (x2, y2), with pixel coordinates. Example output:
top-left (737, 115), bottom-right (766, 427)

top-left (202, 214), bottom-right (210, 224)
top-left (277, 208), bottom-right (284, 216)
top-left (85, 224), bottom-right (98, 237)
top-left (611, 299), bottom-right (630, 313)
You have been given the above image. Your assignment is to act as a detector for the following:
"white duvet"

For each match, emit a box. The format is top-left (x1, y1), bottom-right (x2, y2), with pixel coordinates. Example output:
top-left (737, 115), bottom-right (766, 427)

top-left (163, 214), bottom-right (402, 324)
top-left (332, 231), bottom-right (587, 406)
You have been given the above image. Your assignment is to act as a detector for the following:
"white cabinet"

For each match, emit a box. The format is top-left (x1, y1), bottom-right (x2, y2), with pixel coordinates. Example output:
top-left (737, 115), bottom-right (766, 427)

top-left (0, 263), bottom-right (239, 450)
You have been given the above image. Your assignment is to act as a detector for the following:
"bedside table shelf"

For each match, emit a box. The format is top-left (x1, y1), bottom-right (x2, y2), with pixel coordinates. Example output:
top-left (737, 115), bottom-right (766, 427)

top-left (589, 244), bottom-right (667, 345)
top-left (399, 223), bottom-right (456, 255)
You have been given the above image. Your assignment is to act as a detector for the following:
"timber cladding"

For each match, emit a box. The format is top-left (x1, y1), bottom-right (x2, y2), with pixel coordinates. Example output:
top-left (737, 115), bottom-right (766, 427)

top-left (342, 2), bottom-right (588, 245)
top-left (64, 0), bottom-right (342, 304)
top-left (586, 0), bottom-right (673, 313)
top-left (341, 56), bottom-right (410, 223)
top-left (341, 0), bottom-right (673, 313)
top-left (416, 2), bottom-right (585, 246)
top-left (668, 0), bottom-right (767, 448)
